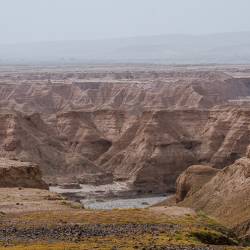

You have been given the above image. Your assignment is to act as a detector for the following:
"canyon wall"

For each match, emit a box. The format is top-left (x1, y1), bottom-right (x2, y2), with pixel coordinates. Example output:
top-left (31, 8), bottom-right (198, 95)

top-left (0, 68), bottom-right (250, 191)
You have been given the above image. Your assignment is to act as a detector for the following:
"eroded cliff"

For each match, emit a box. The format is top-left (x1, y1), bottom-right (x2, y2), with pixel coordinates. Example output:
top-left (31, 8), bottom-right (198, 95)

top-left (0, 67), bottom-right (250, 191)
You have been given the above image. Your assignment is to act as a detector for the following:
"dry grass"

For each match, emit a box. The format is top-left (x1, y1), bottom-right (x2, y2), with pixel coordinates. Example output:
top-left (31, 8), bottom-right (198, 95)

top-left (1, 208), bottom-right (173, 229)
top-left (0, 188), bottom-right (245, 249)
top-left (0, 207), bottom-right (241, 249)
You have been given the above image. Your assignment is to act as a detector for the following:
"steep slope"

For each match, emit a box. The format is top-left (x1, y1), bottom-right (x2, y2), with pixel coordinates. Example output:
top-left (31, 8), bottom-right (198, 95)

top-left (0, 69), bottom-right (250, 191)
top-left (0, 111), bottom-right (111, 184)
top-left (97, 109), bottom-right (250, 192)
top-left (178, 150), bottom-right (250, 240)
top-left (1, 107), bottom-right (250, 191)
top-left (175, 165), bottom-right (219, 202)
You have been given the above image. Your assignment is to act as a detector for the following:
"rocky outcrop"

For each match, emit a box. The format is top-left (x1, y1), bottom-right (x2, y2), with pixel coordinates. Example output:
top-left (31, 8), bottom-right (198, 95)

top-left (179, 157), bottom-right (250, 222)
top-left (1, 69), bottom-right (250, 190)
top-left (1, 107), bottom-right (250, 191)
top-left (175, 165), bottom-right (219, 202)
top-left (0, 71), bottom-right (249, 113)
top-left (97, 108), bottom-right (250, 192)
top-left (177, 151), bottom-right (250, 240)
top-left (0, 158), bottom-right (48, 189)
top-left (0, 111), bottom-right (113, 185)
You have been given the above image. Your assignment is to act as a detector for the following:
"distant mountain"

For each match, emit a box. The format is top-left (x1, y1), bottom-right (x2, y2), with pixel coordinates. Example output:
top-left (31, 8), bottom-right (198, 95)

top-left (1, 32), bottom-right (250, 64)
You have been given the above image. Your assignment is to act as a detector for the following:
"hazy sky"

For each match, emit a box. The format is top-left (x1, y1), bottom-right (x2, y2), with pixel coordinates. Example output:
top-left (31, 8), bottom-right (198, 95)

top-left (1, 0), bottom-right (250, 44)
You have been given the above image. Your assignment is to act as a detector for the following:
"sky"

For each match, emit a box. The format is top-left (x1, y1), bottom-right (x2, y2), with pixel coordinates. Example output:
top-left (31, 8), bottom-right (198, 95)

top-left (1, 0), bottom-right (250, 44)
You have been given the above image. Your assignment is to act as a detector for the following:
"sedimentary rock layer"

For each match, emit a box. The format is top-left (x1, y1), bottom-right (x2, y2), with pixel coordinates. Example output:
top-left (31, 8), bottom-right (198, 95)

top-left (177, 147), bottom-right (250, 240)
top-left (0, 69), bottom-right (250, 190)
top-left (0, 158), bottom-right (48, 189)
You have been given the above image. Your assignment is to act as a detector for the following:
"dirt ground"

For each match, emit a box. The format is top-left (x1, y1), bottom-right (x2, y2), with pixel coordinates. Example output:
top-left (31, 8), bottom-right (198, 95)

top-left (0, 188), bottom-right (75, 213)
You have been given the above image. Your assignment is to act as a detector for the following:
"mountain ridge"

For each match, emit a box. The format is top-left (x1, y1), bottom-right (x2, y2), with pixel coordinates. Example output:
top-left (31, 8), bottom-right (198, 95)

top-left (1, 32), bottom-right (250, 64)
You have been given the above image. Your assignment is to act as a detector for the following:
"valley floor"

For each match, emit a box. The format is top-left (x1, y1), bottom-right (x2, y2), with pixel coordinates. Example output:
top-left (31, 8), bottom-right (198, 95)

top-left (0, 188), bottom-right (248, 250)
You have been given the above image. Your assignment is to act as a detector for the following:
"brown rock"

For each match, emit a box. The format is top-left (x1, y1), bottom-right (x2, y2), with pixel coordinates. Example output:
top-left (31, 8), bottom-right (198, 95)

top-left (0, 158), bottom-right (48, 189)
top-left (180, 157), bottom-right (250, 239)
top-left (175, 165), bottom-right (219, 202)
top-left (0, 69), bottom-right (250, 191)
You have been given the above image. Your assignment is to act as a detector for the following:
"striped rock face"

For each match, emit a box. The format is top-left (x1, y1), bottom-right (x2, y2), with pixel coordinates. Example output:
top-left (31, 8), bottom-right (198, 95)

top-left (0, 67), bottom-right (250, 192)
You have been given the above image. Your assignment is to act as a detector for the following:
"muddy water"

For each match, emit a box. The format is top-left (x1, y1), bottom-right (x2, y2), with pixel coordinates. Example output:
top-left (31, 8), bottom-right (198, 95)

top-left (50, 182), bottom-right (169, 210)
top-left (82, 196), bottom-right (167, 210)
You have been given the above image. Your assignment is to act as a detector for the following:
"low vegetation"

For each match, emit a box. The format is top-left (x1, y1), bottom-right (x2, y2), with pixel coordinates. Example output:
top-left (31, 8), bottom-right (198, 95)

top-left (0, 207), bottom-right (245, 249)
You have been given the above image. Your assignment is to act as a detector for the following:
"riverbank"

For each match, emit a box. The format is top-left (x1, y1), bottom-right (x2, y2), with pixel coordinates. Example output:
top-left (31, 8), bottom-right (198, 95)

top-left (0, 187), bottom-right (247, 249)
top-left (50, 182), bottom-right (171, 209)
